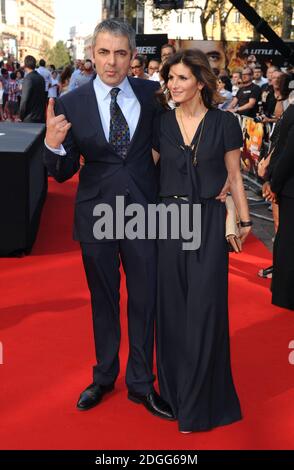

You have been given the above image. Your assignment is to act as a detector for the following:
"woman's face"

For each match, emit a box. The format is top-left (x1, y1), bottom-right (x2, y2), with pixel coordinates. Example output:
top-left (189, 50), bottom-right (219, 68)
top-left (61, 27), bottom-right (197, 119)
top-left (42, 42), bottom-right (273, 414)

top-left (131, 59), bottom-right (144, 78)
top-left (167, 63), bottom-right (202, 104)
top-left (218, 79), bottom-right (225, 90)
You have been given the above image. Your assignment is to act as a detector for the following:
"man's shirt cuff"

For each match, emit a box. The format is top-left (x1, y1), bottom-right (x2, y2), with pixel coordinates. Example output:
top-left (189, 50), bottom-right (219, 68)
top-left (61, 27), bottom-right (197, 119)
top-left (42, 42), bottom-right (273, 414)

top-left (45, 140), bottom-right (66, 156)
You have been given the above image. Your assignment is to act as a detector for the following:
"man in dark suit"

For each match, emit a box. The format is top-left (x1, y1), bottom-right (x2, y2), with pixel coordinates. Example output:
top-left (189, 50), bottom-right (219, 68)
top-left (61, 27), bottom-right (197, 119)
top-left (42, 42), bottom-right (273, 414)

top-left (19, 55), bottom-right (46, 123)
top-left (44, 19), bottom-right (174, 421)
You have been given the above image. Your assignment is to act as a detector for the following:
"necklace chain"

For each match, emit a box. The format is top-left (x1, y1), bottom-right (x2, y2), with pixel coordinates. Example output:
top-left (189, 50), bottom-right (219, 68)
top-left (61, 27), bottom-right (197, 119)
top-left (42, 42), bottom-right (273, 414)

top-left (178, 108), bottom-right (207, 166)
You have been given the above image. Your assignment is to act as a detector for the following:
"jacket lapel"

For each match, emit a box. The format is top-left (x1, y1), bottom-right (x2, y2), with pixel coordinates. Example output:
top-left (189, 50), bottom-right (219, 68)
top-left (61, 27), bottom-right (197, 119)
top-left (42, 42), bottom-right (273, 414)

top-left (82, 79), bottom-right (117, 155)
top-left (126, 77), bottom-right (146, 155)
top-left (81, 77), bottom-right (146, 159)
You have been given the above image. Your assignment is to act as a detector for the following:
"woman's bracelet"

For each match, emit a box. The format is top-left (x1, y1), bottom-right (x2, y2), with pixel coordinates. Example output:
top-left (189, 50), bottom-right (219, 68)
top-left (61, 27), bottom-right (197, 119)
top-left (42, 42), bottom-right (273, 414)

top-left (240, 220), bottom-right (253, 227)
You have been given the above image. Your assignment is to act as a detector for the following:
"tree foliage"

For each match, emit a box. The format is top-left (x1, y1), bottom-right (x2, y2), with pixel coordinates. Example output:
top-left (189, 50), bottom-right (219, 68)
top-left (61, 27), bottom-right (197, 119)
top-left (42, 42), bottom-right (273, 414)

top-left (46, 41), bottom-right (71, 69)
top-left (143, 0), bottom-right (293, 40)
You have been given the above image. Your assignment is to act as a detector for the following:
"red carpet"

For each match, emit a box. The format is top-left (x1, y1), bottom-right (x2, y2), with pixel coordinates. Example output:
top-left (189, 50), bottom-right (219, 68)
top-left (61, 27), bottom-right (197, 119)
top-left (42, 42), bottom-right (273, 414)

top-left (0, 175), bottom-right (293, 450)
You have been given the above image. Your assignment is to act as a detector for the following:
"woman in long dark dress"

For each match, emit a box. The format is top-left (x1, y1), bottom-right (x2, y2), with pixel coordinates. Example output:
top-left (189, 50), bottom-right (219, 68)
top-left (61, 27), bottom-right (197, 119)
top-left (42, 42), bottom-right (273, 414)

top-left (152, 49), bottom-right (252, 433)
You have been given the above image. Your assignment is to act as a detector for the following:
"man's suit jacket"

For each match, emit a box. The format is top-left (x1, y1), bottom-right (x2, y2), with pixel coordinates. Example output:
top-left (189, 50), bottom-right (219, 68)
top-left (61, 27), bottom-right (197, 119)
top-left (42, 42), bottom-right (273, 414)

top-left (19, 70), bottom-right (46, 123)
top-left (44, 76), bottom-right (161, 242)
top-left (271, 104), bottom-right (294, 197)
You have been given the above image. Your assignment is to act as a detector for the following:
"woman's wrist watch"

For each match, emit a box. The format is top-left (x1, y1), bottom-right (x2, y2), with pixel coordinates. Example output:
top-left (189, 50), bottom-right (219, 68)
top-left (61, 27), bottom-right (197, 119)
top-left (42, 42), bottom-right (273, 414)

top-left (240, 220), bottom-right (253, 227)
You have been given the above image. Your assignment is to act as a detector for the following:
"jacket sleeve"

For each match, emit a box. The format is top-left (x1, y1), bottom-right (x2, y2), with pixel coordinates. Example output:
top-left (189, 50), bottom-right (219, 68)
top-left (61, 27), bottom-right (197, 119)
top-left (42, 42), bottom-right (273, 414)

top-left (43, 98), bottom-right (81, 183)
top-left (19, 76), bottom-right (32, 121)
top-left (271, 121), bottom-right (294, 194)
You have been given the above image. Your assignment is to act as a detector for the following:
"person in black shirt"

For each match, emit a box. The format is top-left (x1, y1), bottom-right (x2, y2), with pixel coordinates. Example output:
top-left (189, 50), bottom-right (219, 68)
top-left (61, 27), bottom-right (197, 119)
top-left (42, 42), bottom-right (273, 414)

top-left (227, 67), bottom-right (261, 118)
top-left (152, 49), bottom-right (252, 433)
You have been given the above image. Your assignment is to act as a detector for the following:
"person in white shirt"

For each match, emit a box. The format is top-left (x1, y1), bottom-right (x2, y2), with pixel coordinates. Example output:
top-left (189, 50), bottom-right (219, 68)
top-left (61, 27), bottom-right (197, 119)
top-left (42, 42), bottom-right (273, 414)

top-left (218, 76), bottom-right (233, 110)
top-left (48, 71), bottom-right (59, 99)
top-left (148, 59), bottom-right (160, 81)
top-left (37, 59), bottom-right (52, 99)
top-left (231, 71), bottom-right (242, 97)
top-left (68, 60), bottom-right (83, 91)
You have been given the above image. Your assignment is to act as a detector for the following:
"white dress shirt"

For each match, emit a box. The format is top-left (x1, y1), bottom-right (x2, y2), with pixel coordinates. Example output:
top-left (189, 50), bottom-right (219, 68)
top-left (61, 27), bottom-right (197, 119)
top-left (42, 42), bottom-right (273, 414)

top-left (45, 74), bottom-right (141, 156)
top-left (37, 66), bottom-right (52, 92)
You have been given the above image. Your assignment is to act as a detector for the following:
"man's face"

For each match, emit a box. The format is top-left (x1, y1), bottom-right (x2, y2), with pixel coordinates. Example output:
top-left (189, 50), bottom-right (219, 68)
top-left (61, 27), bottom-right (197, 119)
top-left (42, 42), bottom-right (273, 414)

top-left (93, 32), bottom-right (134, 87)
top-left (247, 55), bottom-right (257, 70)
top-left (232, 73), bottom-right (241, 85)
top-left (198, 41), bottom-right (226, 75)
top-left (242, 68), bottom-right (253, 85)
top-left (267, 67), bottom-right (276, 83)
top-left (161, 47), bottom-right (173, 64)
top-left (272, 71), bottom-right (282, 90)
top-left (148, 60), bottom-right (160, 77)
top-left (84, 61), bottom-right (92, 71)
top-left (253, 69), bottom-right (262, 80)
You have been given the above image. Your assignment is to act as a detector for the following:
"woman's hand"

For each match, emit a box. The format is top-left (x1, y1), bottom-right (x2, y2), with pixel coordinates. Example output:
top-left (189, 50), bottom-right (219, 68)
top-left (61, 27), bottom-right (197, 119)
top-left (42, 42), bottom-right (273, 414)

top-left (262, 182), bottom-right (277, 203)
top-left (239, 225), bottom-right (252, 243)
top-left (215, 179), bottom-right (230, 203)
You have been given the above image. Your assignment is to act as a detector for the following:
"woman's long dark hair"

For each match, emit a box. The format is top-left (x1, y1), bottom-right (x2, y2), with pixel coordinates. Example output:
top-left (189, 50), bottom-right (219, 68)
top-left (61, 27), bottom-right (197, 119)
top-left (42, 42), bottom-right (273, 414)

top-left (160, 49), bottom-right (223, 109)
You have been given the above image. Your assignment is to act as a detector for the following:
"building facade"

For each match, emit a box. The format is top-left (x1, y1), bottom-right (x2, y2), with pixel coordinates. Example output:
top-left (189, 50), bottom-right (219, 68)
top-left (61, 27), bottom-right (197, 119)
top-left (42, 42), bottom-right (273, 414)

top-left (144, 1), bottom-right (288, 42)
top-left (144, 0), bottom-right (203, 39)
top-left (103, 0), bottom-right (144, 33)
top-left (69, 2), bottom-right (103, 61)
top-left (0, 0), bottom-right (18, 59)
top-left (17, 0), bottom-right (55, 62)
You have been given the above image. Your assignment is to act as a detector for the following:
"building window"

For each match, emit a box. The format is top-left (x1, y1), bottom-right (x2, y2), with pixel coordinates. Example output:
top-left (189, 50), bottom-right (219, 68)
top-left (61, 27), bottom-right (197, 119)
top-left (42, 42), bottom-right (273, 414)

top-left (177, 12), bottom-right (182, 23)
top-left (20, 17), bottom-right (24, 25)
top-left (20, 32), bottom-right (25, 40)
top-left (234, 11), bottom-right (240, 23)
top-left (189, 11), bottom-right (195, 23)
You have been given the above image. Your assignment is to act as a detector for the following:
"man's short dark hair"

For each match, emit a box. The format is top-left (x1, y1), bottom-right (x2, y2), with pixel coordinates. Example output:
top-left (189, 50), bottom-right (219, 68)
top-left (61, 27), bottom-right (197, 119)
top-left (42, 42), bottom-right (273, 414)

top-left (161, 43), bottom-right (176, 54)
top-left (39, 59), bottom-right (46, 67)
top-left (24, 55), bottom-right (37, 70)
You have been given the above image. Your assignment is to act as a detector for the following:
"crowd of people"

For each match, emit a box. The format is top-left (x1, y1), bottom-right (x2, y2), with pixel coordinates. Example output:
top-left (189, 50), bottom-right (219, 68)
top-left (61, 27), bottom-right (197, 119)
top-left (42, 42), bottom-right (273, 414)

top-left (1, 46), bottom-right (293, 126)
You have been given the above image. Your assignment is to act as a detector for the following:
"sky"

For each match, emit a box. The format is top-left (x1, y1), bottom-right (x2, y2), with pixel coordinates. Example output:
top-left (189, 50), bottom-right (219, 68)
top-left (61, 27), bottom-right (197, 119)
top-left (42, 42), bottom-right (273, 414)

top-left (53, 0), bottom-right (102, 42)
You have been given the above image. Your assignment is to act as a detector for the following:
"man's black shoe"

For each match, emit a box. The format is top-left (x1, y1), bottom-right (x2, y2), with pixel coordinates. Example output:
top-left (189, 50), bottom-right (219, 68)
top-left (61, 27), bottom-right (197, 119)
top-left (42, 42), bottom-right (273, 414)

top-left (77, 383), bottom-right (114, 411)
top-left (128, 390), bottom-right (175, 421)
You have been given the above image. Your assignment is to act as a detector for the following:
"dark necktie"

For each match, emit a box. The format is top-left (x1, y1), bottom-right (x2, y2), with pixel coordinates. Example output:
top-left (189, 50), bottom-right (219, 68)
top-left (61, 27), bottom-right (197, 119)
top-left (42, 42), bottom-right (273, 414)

top-left (109, 87), bottom-right (130, 159)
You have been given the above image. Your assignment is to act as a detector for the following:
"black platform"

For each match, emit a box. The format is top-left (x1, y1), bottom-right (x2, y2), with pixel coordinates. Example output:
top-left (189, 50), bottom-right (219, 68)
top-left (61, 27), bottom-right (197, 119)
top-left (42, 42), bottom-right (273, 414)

top-left (0, 123), bottom-right (47, 256)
